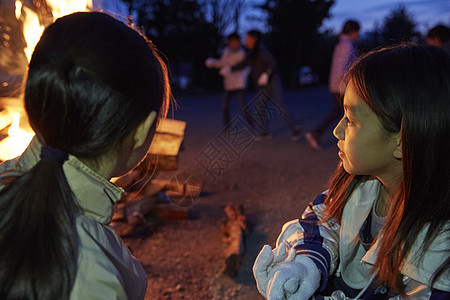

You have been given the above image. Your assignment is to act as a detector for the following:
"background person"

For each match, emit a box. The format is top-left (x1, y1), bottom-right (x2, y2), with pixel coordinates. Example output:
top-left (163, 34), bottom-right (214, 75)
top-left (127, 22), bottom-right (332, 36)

top-left (426, 24), bottom-right (450, 54)
top-left (306, 20), bottom-right (360, 150)
top-left (205, 33), bottom-right (252, 127)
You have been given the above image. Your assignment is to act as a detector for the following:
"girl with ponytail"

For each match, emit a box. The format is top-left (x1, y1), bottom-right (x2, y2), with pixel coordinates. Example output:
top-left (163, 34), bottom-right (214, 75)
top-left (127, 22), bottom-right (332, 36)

top-left (0, 11), bottom-right (170, 299)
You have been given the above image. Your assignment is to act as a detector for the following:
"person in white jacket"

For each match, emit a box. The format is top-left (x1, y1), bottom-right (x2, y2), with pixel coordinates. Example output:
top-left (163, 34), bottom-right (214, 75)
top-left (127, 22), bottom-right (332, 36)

top-left (205, 33), bottom-right (252, 126)
top-left (0, 12), bottom-right (170, 299)
top-left (306, 20), bottom-right (360, 150)
top-left (253, 44), bottom-right (450, 299)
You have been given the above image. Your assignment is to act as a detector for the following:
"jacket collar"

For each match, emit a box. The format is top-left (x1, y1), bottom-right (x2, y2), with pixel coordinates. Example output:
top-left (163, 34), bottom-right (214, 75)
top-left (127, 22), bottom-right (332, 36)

top-left (17, 137), bottom-right (124, 225)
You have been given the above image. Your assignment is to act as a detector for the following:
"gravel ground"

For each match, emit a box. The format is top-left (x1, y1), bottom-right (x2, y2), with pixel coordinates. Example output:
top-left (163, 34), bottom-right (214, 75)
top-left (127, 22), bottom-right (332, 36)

top-left (122, 85), bottom-right (340, 300)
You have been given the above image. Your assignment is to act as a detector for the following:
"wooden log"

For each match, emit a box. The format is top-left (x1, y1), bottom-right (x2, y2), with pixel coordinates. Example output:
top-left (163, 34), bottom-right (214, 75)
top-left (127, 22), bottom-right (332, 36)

top-left (221, 203), bottom-right (248, 277)
top-left (156, 155), bottom-right (178, 171)
top-left (111, 179), bottom-right (195, 237)
top-left (155, 203), bottom-right (189, 220)
top-left (112, 154), bottom-right (178, 194)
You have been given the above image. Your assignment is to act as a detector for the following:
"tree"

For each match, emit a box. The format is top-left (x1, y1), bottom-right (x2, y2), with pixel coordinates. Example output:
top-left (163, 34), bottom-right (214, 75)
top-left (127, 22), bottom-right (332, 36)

top-left (357, 5), bottom-right (418, 55)
top-left (202, 0), bottom-right (248, 35)
top-left (381, 4), bottom-right (418, 45)
top-left (257, 0), bottom-right (334, 88)
top-left (231, 0), bottom-right (248, 33)
top-left (120, 0), bottom-right (223, 90)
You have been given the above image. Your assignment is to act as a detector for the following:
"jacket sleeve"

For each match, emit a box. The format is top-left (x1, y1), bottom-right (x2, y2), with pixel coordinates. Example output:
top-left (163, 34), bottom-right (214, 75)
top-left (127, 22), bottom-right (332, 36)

top-left (71, 217), bottom-right (148, 300)
top-left (208, 48), bottom-right (228, 68)
top-left (400, 223), bottom-right (450, 294)
top-left (259, 48), bottom-right (277, 74)
top-left (231, 54), bottom-right (250, 71)
top-left (396, 277), bottom-right (450, 299)
top-left (276, 192), bottom-right (340, 291)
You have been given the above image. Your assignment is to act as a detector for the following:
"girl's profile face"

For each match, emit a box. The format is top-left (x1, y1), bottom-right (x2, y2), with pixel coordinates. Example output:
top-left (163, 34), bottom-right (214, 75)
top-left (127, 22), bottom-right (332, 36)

top-left (333, 81), bottom-right (402, 182)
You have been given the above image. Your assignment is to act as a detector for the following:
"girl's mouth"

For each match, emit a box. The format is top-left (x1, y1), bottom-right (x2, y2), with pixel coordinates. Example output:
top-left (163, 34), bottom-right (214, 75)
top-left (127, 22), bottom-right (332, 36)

top-left (337, 143), bottom-right (345, 157)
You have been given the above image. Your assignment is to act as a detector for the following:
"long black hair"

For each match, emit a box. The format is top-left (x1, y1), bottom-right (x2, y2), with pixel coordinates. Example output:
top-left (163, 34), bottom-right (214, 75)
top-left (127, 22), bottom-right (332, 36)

top-left (323, 44), bottom-right (450, 293)
top-left (0, 12), bottom-right (170, 299)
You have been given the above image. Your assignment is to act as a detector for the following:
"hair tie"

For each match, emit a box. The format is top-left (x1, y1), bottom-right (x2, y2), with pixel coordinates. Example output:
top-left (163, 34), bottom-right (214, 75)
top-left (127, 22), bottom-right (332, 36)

top-left (40, 145), bottom-right (69, 163)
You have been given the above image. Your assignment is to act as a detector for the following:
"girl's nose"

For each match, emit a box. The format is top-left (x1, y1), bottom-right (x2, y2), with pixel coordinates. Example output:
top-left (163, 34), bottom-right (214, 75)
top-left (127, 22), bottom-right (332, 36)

top-left (333, 117), bottom-right (345, 140)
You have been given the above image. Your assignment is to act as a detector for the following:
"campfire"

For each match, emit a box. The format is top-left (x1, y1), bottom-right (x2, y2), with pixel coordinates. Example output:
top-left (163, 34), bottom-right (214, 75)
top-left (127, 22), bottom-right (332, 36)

top-left (0, 0), bottom-right (93, 162)
top-left (0, 110), bottom-right (34, 161)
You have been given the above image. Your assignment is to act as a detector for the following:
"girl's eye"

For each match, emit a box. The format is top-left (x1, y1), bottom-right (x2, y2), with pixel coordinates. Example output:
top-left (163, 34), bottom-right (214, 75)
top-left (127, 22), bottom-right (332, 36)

top-left (345, 117), bottom-right (354, 125)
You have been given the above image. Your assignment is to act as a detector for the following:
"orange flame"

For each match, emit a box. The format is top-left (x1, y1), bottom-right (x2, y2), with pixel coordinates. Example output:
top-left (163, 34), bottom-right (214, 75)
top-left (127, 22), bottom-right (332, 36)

top-left (0, 111), bottom-right (34, 161)
top-left (0, 0), bottom-right (94, 161)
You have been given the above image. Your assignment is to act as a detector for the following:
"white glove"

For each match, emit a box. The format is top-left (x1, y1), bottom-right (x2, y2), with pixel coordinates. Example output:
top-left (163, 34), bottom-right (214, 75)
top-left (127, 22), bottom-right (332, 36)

top-left (205, 58), bottom-right (216, 68)
top-left (257, 72), bottom-right (269, 86)
top-left (219, 65), bottom-right (231, 76)
top-left (266, 255), bottom-right (321, 300)
top-left (253, 242), bottom-right (295, 297)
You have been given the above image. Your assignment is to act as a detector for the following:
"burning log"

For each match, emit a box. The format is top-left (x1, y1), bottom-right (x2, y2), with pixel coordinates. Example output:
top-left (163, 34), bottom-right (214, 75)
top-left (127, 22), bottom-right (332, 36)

top-left (221, 204), bottom-right (248, 277)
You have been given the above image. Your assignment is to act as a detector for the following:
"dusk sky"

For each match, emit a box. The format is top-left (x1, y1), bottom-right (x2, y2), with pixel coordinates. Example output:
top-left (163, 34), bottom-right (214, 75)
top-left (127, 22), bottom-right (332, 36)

top-left (97, 0), bottom-right (450, 35)
top-left (241, 0), bottom-right (450, 35)
top-left (322, 0), bottom-right (450, 34)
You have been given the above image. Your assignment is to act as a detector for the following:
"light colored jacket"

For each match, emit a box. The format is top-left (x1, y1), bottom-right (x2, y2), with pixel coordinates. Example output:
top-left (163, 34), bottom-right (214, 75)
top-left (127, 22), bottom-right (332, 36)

top-left (277, 179), bottom-right (450, 298)
top-left (209, 47), bottom-right (250, 91)
top-left (0, 137), bottom-right (147, 299)
top-left (329, 34), bottom-right (358, 94)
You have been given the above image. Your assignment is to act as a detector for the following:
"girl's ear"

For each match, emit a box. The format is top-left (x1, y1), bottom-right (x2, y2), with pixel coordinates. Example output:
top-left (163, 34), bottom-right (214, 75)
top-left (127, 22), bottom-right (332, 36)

top-left (133, 111), bottom-right (157, 149)
top-left (393, 134), bottom-right (402, 159)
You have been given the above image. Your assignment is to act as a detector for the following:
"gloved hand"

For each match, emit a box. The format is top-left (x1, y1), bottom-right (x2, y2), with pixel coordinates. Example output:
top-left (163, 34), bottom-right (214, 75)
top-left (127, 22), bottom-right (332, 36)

top-left (253, 242), bottom-right (294, 297)
top-left (266, 255), bottom-right (321, 300)
top-left (205, 58), bottom-right (216, 68)
top-left (257, 72), bottom-right (269, 86)
top-left (219, 66), bottom-right (231, 76)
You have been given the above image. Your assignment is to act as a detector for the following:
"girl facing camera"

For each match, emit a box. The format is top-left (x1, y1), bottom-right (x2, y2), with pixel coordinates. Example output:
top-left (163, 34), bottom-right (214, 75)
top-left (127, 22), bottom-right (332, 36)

top-left (254, 44), bottom-right (450, 299)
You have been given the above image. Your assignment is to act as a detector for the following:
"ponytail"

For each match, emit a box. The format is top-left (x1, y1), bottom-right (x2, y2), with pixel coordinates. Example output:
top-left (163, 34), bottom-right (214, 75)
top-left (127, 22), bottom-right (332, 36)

top-left (0, 153), bottom-right (79, 299)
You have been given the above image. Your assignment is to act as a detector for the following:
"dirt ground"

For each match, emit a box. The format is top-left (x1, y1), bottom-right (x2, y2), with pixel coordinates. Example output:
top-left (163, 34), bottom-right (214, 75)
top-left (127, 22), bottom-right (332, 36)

top-left (122, 85), bottom-right (340, 300)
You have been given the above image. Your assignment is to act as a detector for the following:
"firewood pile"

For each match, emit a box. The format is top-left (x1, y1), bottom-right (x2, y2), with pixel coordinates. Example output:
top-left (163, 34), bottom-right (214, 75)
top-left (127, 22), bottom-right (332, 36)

top-left (111, 156), bottom-right (205, 236)
top-left (110, 118), bottom-right (250, 277)
top-left (111, 118), bottom-right (198, 237)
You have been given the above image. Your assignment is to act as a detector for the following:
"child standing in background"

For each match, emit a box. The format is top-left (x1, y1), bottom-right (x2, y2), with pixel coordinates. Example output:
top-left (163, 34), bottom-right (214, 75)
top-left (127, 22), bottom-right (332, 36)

top-left (254, 44), bottom-right (450, 299)
top-left (0, 12), bottom-right (170, 299)
top-left (205, 33), bottom-right (252, 127)
top-left (306, 20), bottom-right (360, 150)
